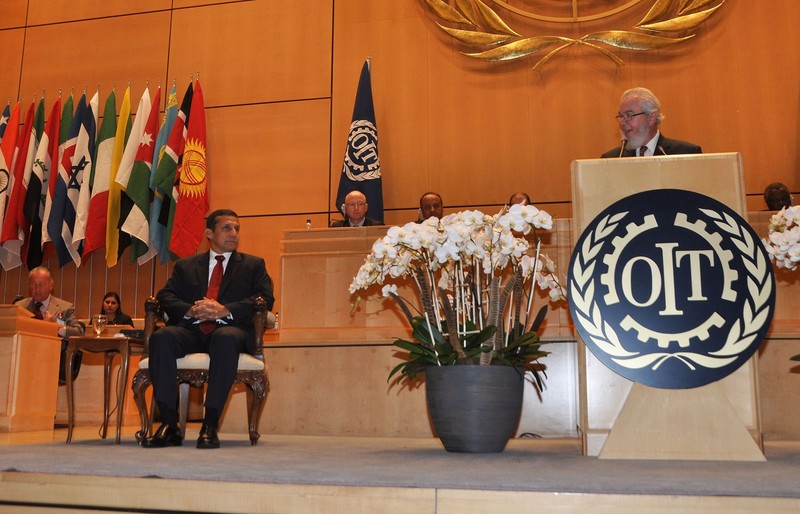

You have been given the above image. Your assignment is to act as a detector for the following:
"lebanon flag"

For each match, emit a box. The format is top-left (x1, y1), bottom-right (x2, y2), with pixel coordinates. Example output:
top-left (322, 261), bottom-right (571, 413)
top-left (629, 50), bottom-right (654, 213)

top-left (70, 91), bottom-right (99, 261)
top-left (154, 82), bottom-right (192, 261)
top-left (82, 91), bottom-right (116, 258)
top-left (168, 80), bottom-right (207, 258)
top-left (0, 101), bottom-right (37, 270)
top-left (120, 86), bottom-right (161, 263)
top-left (25, 97), bottom-right (61, 268)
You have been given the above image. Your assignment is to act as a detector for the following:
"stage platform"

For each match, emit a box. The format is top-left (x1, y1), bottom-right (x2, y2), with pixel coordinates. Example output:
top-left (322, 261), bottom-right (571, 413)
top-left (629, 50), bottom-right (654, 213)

top-left (0, 427), bottom-right (799, 513)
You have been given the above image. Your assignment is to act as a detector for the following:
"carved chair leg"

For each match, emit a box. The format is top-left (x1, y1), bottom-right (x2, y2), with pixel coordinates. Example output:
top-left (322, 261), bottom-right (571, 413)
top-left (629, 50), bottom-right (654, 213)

top-left (131, 371), bottom-right (152, 444)
top-left (246, 375), bottom-right (268, 446)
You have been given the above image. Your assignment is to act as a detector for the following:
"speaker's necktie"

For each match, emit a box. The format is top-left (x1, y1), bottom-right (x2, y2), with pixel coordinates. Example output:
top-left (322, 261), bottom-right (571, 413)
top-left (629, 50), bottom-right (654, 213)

top-left (200, 255), bottom-right (225, 334)
top-left (33, 301), bottom-right (44, 320)
top-left (639, 145), bottom-right (648, 156)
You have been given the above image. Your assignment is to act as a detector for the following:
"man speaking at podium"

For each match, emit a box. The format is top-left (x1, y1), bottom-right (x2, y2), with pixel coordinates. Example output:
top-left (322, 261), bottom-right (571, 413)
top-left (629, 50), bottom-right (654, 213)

top-left (601, 87), bottom-right (702, 158)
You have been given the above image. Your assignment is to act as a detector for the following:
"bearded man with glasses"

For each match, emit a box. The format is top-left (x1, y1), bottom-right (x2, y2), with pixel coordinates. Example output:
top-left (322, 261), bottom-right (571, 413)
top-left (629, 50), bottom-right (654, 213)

top-left (601, 87), bottom-right (702, 158)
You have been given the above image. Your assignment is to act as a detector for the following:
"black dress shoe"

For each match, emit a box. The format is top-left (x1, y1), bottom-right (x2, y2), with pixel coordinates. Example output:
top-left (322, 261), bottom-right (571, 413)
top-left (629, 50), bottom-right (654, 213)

top-left (197, 425), bottom-right (220, 449)
top-left (142, 423), bottom-right (183, 448)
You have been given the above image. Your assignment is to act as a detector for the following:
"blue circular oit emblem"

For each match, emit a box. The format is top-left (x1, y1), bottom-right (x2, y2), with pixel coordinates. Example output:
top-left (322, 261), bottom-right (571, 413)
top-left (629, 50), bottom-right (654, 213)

top-left (568, 189), bottom-right (775, 389)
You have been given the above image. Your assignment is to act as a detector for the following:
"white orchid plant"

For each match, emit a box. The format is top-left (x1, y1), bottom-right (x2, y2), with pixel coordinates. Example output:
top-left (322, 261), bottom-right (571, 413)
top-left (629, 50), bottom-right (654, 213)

top-left (762, 205), bottom-right (800, 363)
top-left (349, 204), bottom-right (566, 385)
top-left (763, 205), bottom-right (800, 271)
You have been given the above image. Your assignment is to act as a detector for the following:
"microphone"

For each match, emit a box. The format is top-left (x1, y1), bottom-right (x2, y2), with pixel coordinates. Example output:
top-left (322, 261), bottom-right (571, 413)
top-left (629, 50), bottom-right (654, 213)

top-left (657, 146), bottom-right (667, 156)
top-left (618, 139), bottom-right (627, 158)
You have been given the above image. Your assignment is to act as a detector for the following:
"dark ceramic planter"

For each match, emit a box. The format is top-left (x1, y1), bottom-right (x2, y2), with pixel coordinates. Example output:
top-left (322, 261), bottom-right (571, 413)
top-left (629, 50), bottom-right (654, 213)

top-left (425, 365), bottom-right (524, 453)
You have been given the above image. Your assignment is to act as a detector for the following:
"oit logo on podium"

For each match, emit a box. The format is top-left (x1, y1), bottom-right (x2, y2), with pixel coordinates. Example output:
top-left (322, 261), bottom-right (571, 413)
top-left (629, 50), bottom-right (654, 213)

top-left (568, 189), bottom-right (775, 389)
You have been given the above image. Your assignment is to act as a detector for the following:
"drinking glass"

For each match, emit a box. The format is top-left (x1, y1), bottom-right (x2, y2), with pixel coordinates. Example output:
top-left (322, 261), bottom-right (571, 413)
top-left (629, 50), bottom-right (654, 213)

top-left (92, 314), bottom-right (107, 337)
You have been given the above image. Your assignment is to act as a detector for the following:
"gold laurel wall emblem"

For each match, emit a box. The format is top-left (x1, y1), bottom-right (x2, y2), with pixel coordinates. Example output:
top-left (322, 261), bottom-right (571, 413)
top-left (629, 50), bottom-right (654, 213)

top-left (420, 0), bottom-right (726, 71)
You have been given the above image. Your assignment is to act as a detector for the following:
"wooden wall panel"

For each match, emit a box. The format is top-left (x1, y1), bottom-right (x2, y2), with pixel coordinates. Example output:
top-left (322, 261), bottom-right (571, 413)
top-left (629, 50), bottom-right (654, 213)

top-left (206, 100), bottom-right (331, 217)
top-left (173, 0), bottom-right (247, 8)
top-left (235, 215), bottom-right (331, 315)
top-left (26, 0), bottom-right (171, 25)
top-left (19, 13), bottom-right (171, 105)
top-left (331, 5), bottom-right (431, 212)
top-left (0, 1), bottom-right (27, 29)
top-left (168, 0), bottom-right (333, 107)
top-left (0, 29), bottom-right (24, 96)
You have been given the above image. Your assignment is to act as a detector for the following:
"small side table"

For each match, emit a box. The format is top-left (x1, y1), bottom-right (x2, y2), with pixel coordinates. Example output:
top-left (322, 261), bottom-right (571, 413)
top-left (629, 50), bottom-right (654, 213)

top-left (65, 335), bottom-right (144, 444)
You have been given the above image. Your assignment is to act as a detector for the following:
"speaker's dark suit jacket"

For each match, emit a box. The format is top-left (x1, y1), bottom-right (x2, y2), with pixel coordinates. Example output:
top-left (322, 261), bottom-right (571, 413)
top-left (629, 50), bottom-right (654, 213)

top-left (330, 216), bottom-right (383, 227)
top-left (601, 134), bottom-right (702, 158)
top-left (157, 251), bottom-right (275, 350)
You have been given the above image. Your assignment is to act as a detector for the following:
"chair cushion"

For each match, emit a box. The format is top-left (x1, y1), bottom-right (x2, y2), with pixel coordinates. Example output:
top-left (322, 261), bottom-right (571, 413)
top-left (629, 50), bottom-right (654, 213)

top-left (139, 353), bottom-right (264, 371)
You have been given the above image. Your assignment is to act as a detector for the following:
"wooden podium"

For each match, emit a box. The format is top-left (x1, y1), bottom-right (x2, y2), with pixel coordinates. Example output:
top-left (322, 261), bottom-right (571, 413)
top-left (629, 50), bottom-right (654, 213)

top-left (571, 153), bottom-right (764, 461)
top-left (278, 226), bottom-right (411, 343)
top-left (0, 304), bottom-right (62, 432)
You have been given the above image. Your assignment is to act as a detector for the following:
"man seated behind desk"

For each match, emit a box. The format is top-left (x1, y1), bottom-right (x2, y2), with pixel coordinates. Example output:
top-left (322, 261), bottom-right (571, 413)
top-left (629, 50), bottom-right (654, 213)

top-left (20, 266), bottom-right (85, 384)
top-left (601, 87), bottom-right (702, 158)
top-left (331, 190), bottom-right (382, 227)
top-left (417, 192), bottom-right (444, 222)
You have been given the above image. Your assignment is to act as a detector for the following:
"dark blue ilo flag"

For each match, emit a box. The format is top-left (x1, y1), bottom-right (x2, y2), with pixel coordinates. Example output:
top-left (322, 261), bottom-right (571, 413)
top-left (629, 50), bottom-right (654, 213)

top-left (335, 60), bottom-right (383, 223)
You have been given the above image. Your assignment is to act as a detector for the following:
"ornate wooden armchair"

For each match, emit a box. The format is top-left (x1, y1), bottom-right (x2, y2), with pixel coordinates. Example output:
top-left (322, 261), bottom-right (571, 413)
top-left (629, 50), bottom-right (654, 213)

top-left (132, 295), bottom-right (272, 446)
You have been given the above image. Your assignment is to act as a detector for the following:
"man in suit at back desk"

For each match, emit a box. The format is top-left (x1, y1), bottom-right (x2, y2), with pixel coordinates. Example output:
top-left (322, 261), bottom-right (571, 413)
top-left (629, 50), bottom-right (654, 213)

top-left (331, 190), bottom-right (382, 227)
top-left (20, 267), bottom-right (85, 384)
top-left (142, 208), bottom-right (274, 450)
top-left (601, 87), bottom-right (702, 158)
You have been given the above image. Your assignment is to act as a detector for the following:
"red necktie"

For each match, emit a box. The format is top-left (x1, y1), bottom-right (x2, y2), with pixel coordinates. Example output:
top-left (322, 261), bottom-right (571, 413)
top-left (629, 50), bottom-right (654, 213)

top-left (33, 301), bottom-right (44, 320)
top-left (200, 255), bottom-right (225, 334)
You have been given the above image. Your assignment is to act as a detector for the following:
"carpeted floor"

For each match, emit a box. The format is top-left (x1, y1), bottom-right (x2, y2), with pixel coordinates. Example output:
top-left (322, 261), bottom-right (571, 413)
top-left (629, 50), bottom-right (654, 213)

top-left (2, 432), bottom-right (800, 498)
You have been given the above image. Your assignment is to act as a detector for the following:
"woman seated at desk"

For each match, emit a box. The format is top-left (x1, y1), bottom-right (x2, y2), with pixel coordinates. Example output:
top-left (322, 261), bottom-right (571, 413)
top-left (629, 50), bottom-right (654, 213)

top-left (101, 291), bottom-right (133, 326)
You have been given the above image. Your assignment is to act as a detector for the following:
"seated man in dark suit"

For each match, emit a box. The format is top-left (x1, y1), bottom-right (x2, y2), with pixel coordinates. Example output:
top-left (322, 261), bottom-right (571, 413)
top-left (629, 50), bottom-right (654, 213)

top-left (20, 267), bottom-right (85, 384)
top-left (601, 87), bottom-right (702, 158)
top-left (331, 190), bottom-right (382, 227)
top-left (142, 208), bottom-right (275, 449)
top-left (417, 191), bottom-right (444, 222)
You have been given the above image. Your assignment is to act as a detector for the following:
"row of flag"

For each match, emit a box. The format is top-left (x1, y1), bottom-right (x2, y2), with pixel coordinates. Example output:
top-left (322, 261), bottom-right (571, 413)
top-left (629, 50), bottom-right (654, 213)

top-left (0, 79), bottom-right (208, 271)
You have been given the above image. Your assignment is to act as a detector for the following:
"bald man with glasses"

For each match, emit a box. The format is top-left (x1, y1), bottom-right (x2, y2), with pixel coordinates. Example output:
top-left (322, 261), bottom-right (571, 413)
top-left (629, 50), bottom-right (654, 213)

top-left (601, 87), bottom-right (702, 158)
top-left (331, 190), bottom-right (383, 227)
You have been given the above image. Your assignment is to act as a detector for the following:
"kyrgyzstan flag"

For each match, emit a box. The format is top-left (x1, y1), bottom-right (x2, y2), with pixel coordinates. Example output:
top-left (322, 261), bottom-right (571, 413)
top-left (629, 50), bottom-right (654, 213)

top-left (155, 82), bottom-right (192, 262)
top-left (168, 80), bottom-right (207, 258)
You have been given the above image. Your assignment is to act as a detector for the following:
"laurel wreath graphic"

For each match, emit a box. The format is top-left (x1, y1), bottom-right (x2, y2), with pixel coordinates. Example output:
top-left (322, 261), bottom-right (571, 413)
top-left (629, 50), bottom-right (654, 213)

top-left (569, 208), bottom-right (772, 373)
top-left (420, 0), bottom-right (726, 71)
top-left (343, 120), bottom-right (381, 182)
